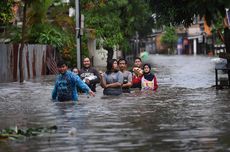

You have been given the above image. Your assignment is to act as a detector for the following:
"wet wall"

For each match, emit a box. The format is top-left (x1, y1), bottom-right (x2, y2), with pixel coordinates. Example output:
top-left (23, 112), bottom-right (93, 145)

top-left (0, 44), bottom-right (57, 83)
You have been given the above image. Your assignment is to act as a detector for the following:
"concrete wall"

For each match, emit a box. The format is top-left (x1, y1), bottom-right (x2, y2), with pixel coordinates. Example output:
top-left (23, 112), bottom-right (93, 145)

top-left (93, 47), bottom-right (108, 68)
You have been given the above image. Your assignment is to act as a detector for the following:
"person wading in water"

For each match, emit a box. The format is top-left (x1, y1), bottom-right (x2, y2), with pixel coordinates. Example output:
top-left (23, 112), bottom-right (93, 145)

top-left (52, 60), bottom-right (95, 102)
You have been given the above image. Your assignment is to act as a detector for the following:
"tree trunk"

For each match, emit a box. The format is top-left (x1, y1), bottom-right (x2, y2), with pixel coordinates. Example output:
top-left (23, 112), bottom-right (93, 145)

top-left (19, 45), bottom-right (24, 83)
top-left (123, 51), bottom-right (126, 59)
top-left (104, 46), bottom-right (114, 62)
top-left (19, 2), bottom-right (27, 83)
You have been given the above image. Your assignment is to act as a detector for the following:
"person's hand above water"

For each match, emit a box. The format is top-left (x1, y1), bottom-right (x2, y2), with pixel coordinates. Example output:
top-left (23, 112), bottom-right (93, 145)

top-left (85, 78), bottom-right (90, 84)
top-left (88, 90), bottom-right (95, 97)
top-left (133, 67), bottom-right (143, 76)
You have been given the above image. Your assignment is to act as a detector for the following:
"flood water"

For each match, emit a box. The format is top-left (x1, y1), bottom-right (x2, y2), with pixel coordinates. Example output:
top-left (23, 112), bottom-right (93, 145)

top-left (0, 55), bottom-right (230, 152)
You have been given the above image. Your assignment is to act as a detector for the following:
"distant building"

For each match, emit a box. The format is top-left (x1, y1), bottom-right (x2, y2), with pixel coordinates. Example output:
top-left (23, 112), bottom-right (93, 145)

top-left (143, 16), bottom-right (213, 56)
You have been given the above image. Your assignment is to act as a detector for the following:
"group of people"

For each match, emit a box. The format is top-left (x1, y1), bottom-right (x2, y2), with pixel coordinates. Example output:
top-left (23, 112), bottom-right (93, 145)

top-left (52, 57), bottom-right (158, 102)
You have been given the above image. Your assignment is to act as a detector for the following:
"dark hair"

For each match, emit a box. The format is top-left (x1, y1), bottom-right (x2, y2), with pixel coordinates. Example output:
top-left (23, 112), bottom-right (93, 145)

top-left (118, 58), bottom-right (127, 64)
top-left (106, 59), bottom-right (118, 74)
top-left (143, 63), bottom-right (151, 70)
top-left (57, 60), bottom-right (67, 67)
top-left (72, 67), bottom-right (78, 71)
top-left (134, 57), bottom-right (142, 62)
top-left (83, 57), bottom-right (90, 61)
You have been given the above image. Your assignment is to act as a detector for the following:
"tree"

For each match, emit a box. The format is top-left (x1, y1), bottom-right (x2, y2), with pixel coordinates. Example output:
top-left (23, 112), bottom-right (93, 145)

top-left (18, 0), bottom-right (54, 82)
top-left (81, 0), bottom-right (153, 61)
top-left (3, 0), bottom-right (77, 82)
top-left (0, 0), bottom-right (14, 25)
top-left (149, 0), bottom-right (230, 61)
top-left (2, 0), bottom-right (83, 83)
top-left (160, 26), bottom-right (178, 54)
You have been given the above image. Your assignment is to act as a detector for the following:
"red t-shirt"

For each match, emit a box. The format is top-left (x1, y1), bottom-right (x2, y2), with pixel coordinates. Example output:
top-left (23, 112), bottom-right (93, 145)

top-left (132, 75), bottom-right (142, 88)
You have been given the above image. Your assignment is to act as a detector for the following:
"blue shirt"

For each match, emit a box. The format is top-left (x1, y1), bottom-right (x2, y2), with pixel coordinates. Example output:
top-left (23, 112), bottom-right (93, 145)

top-left (52, 71), bottom-right (90, 102)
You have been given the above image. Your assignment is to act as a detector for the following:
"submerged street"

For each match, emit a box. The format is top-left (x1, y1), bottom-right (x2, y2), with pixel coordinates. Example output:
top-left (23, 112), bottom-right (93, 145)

top-left (0, 55), bottom-right (230, 152)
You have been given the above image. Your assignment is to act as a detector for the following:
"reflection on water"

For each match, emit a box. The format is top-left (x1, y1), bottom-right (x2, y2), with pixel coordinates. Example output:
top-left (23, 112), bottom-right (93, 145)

top-left (151, 55), bottom-right (218, 89)
top-left (0, 55), bottom-right (230, 152)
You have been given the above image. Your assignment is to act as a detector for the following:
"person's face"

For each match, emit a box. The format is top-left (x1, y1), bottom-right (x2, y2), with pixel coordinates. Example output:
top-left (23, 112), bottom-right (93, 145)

top-left (143, 65), bottom-right (150, 73)
top-left (58, 64), bottom-right (68, 74)
top-left (134, 59), bottom-right (142, 68)
top-left (83, 58), bottom-right (91, 68)
top-left (118, 60), bottom-right (126, 70)
top-left (113, 61), bottom-right (118, 70)
top-left (73, 68), bottom-right (78, 74)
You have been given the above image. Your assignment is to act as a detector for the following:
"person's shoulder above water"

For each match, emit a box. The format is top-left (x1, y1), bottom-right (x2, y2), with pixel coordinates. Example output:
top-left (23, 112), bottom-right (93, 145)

top-left (125, 70), bottom-right (132, 75)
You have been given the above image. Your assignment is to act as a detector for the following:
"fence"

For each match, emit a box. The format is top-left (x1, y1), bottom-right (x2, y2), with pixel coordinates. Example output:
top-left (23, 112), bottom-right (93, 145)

top-left (0, 43), bottom-right (58, 83)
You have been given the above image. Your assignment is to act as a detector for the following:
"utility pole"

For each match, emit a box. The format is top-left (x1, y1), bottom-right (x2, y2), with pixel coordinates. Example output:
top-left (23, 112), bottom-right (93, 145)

top-left (75, 0), bottom-right (81, 69)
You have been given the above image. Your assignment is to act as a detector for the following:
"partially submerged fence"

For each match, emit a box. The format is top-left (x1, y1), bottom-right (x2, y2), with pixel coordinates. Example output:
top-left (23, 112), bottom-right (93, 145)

top-left (0, 43), bottom-right (58, 83)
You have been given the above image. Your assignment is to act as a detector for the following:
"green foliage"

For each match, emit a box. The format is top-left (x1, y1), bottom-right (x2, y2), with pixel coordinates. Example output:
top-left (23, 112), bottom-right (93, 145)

top-left (2, 0), bottom-right (77, 65)
top-left (26, 0), bottom-right (53, 25)
top-left (47, 2), bottom-right (77, 64)
top-left (81, 35), bottom-right (90, 58)
top-left (36, 27), bottom-right (64, 48)
top-left (148, 0), bottom-right (230, 54)
top-left (211, 12), bottom-right (225, 45)
top-left (149, 0), bottom-right (230, 27)
top-left (2, 0), bottom-right (154, 64)
top-left (49, 3), bottom-right (75, 30)
top-left (160, 26), bottom-right (178, 51)
top-left (81, 0), bottom-right (153, 53)
top-left (84, 7), bottom-right (123, 48)
top-left (30, 24), bottom-right (70, 49)
top-left (0, 0), bottom-right (14, 24)
top-left (161, 26), bottom-right (178, 44)
top-left (1, 25), bottom-right (21, 42)
top-left (211, 12), bottom-right (225, 32)
top-left (5, 23), bottom-right (72, 50)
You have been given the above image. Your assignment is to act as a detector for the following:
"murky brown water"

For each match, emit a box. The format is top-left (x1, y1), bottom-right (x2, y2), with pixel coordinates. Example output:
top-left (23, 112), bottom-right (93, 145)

top-left (0, 55), bottom-right (230, 152)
